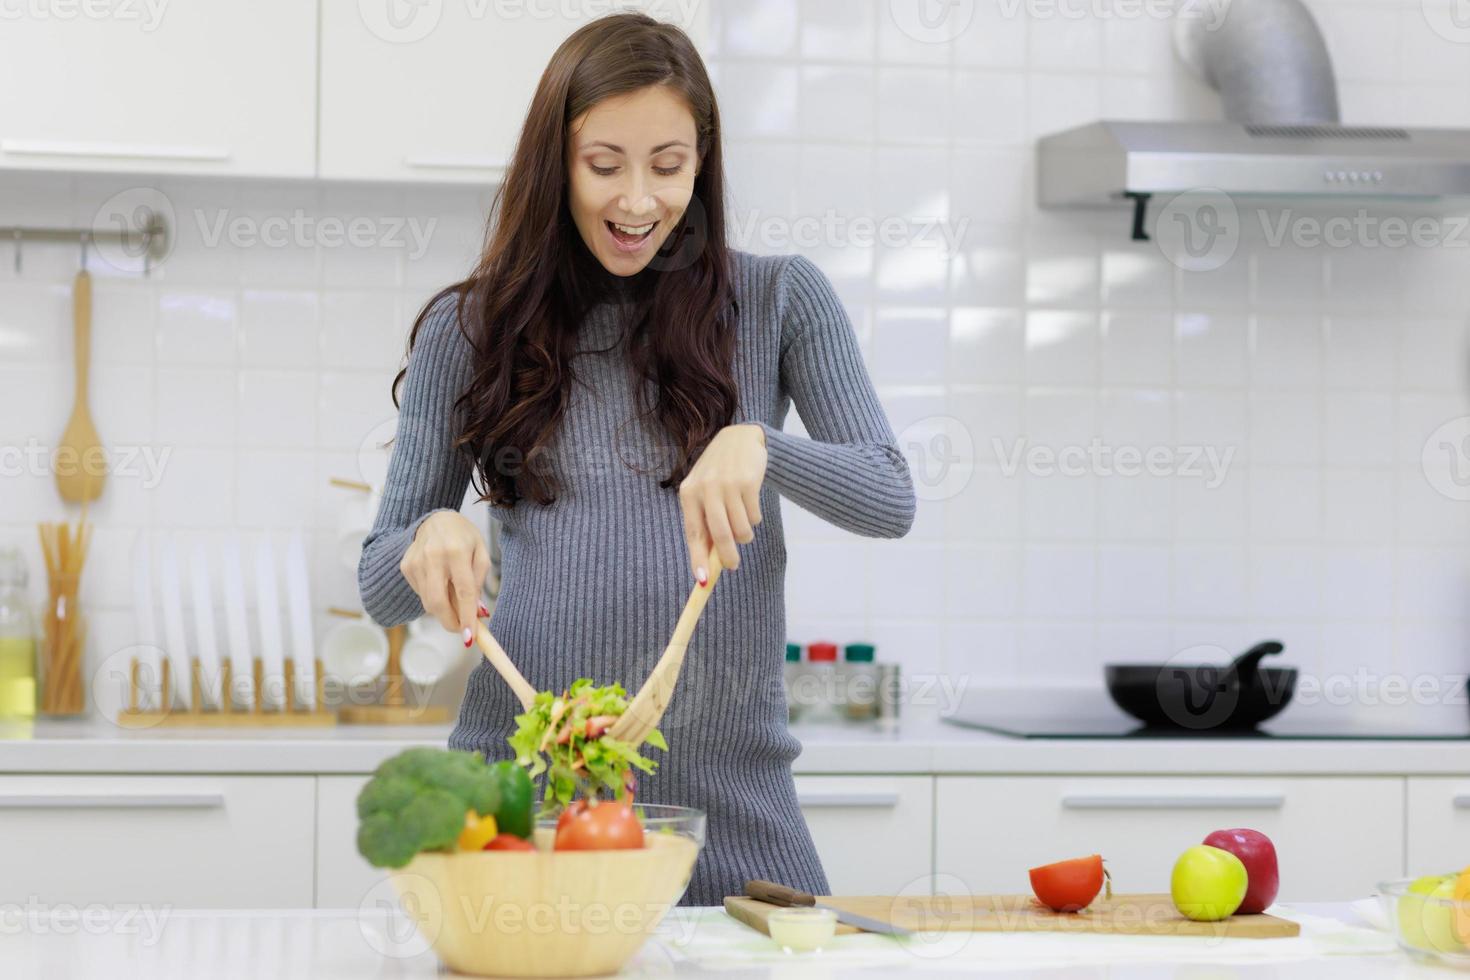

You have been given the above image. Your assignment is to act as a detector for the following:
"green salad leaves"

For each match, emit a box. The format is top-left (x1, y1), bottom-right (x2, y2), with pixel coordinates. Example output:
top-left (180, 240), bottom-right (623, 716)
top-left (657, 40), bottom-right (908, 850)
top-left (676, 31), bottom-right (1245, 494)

top-left (507, 678), bottom-right (667, 812)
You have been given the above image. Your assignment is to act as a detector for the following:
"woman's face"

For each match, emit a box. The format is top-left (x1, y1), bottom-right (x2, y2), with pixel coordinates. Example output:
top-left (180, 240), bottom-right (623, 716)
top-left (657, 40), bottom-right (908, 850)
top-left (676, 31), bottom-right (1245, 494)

top-left (567, 85), bottom-right (699, 277)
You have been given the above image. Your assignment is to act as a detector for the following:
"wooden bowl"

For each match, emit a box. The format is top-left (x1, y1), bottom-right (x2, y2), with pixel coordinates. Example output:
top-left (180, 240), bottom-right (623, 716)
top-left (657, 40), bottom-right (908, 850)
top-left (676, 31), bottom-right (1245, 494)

top-left (391, 805), bottom-right (704, 978)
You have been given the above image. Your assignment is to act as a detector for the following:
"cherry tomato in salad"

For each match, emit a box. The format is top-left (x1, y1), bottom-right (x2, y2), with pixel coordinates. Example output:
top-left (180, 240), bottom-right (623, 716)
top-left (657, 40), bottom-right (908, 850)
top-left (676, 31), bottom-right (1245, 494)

top-left (554, 798), bottom-right (643, 851)
top-left (1029, 854), bottom-right (1109, 913)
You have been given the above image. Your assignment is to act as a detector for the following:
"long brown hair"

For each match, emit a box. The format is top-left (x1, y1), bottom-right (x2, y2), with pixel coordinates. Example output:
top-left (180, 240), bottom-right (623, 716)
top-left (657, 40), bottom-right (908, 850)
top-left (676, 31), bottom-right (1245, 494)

top-left (392, 11), bottom-right (736, 508)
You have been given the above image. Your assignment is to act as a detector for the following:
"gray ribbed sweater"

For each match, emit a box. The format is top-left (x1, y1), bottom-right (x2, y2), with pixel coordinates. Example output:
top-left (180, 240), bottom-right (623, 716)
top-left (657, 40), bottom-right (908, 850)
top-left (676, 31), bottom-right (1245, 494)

top-left (358, 249), bottom-right (916, 905)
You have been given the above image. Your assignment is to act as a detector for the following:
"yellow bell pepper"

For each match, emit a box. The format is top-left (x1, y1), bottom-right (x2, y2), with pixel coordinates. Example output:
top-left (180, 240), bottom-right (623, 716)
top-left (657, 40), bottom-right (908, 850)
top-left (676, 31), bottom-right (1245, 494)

top-left (457, 810), bottom-right (499, 851)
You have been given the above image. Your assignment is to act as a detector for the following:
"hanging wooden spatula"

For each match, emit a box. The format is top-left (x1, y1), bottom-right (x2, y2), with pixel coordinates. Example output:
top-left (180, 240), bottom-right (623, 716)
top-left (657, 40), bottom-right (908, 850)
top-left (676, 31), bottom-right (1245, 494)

top-left (606, 551), bottom-right (724, 747)
top-left (56, 268), bottom-right (107, 503)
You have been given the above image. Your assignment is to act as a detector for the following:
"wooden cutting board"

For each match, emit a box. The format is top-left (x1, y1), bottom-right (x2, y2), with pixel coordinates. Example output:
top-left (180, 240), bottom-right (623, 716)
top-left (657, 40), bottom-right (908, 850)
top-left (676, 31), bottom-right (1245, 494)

top-left (724, 893), bottom-right (1300, 939)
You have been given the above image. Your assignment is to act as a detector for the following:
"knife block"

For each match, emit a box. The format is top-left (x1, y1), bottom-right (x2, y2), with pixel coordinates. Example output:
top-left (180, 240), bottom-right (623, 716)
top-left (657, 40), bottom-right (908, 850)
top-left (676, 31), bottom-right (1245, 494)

top-left (337, 623), bottom-right (452, 725)
top-left (116, 655), bottom-right (337, 727)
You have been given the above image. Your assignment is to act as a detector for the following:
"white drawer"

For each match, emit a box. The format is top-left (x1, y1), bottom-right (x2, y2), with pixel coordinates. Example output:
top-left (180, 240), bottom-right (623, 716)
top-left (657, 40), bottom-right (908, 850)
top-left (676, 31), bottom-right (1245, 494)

top-left (1406, 777), bottom-right (1470, 876)
top-left (936, 776), bottom-right (1403, 902)
top-left (795, 775), bottom-right (933, 895)
top-left (316, 775), bottom-right (385, 909)
top-left (0, 775), bottom-right (314, 908)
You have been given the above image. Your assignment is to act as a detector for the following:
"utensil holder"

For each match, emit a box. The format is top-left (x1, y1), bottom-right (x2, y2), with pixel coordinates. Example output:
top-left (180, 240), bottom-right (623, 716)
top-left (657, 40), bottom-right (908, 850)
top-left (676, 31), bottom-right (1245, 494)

top-left (38, 577), bottom-right (85, 717)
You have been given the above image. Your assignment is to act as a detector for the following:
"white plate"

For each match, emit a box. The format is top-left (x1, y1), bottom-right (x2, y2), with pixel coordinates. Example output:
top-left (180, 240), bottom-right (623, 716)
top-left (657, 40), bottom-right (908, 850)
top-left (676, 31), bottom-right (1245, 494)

top-left (283, 530), bottom-right (316, 707)
top-left (252, 533), bottom-right (287, 710)
top-left (156, 534), bottom-right (192, 710)
top-left (187, 536), bottom-right (223, 709)
top-left (220, 533), bottom-right (254, 708)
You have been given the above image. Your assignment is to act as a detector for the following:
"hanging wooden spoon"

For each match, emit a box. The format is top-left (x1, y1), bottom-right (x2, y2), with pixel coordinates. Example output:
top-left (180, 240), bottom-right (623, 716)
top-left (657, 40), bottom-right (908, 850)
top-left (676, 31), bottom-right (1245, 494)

top-left (56, 267), bottom-right (107, 503)
top-left (606, 551), bottom-right (724, 747)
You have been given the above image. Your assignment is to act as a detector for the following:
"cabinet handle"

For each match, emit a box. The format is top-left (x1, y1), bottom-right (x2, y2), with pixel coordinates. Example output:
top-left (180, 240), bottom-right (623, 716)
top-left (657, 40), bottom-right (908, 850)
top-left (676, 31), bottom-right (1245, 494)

top-left (0, 793), bottom-right (226, 809)
top-left (1453, 795), bottom-right (1470, 810)
top-left (1, 139), bottom-right (230, 162)
top-left (404, 155), bottom-right (506, 171)
top-left (797, 792), bottom-right (901, 809)
top-left (1061, 793), bottom-right (1285, 811)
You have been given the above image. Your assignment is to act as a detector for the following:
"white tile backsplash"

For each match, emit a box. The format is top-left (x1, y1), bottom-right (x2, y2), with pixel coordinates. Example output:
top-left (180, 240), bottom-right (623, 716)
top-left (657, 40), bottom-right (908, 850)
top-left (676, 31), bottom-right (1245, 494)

top-left (3, 0), bottom-right (1468, 691)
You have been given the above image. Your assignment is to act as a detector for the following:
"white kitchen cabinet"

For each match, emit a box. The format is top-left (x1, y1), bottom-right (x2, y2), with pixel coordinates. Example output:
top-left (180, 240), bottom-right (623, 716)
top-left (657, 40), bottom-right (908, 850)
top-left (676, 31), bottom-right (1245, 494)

top-left (318, 0), bottom-right (710, 183)
top-left (795, 776), bottom-right (934, 895)
top-left (0, 775), bottom-right (314, 908)
top-left (936, 776), bottom-right (1404, 902)
top-left (1406, 777), bottom-right (1470, 875)
top-left (0, 1), bottom-right (316, 177)
top-left (317, 775), bottom-right (385, 909)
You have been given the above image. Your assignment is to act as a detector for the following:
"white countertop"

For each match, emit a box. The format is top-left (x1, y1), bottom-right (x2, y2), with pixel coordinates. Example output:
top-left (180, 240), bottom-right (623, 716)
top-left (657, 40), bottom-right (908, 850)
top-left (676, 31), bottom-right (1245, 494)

top-left (2, 685), bottom-right (1466, 776)
top-left (0, 901), bottom-right (1448, 979)
top-left (0, 707), bottom-right (1467, 776)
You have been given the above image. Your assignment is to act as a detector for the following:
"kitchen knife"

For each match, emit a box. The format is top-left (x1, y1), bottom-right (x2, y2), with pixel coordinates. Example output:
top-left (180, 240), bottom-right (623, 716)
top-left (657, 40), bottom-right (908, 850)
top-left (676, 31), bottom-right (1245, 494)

top-left (745, 880), bottom-right (913, 936)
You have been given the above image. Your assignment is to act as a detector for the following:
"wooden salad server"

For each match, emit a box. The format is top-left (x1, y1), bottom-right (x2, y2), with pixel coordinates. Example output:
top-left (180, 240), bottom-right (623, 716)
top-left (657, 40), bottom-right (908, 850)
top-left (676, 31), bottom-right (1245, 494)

top-left (474, 621), bottom-right (538, 712)
top-left (606, 551), bottom-right (725, 747)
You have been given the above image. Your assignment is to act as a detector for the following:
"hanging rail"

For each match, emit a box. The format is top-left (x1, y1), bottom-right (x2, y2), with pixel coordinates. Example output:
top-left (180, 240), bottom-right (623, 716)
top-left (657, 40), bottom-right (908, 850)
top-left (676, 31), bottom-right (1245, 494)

top-left (1, 206), bottom-right (170, 275)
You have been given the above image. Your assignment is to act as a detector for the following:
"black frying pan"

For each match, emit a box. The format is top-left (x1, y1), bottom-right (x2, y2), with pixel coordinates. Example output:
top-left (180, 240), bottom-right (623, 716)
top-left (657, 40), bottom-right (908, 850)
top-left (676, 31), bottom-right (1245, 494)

top-left (1105, 641), bottom-right (1297, 732)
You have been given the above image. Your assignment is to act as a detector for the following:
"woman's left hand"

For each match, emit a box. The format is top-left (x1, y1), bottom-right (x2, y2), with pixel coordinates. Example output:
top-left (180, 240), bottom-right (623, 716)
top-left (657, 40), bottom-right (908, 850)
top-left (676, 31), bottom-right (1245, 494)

top-left (679, 423), bottom-right (767, 582)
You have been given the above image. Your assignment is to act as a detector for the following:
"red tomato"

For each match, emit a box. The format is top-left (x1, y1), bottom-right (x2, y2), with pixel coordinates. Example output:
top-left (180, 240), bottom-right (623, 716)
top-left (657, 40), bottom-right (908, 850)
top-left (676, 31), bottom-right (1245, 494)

top-left (1029, 855), bottom-right (1109, 913)
top-left (484, 834), bottom-right (537, 852)
top-left (554, 798), bottom-right (643, 851)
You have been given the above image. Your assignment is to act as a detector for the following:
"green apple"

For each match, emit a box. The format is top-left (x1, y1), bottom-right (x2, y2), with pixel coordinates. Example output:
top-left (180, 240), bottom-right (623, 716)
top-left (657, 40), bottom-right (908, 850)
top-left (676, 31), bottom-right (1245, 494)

top-left (1398, 875), bottom-right (1463, 954)
top-left (1171, 845), bottom-right (1249, 922)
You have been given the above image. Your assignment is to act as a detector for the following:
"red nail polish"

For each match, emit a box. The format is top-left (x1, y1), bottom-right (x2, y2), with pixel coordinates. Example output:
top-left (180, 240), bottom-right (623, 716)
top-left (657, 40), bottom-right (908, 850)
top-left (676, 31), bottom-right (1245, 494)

top-left (462, 627), bottom-right (473, 648)
top-left (477, 602), bottom-right (489, 618)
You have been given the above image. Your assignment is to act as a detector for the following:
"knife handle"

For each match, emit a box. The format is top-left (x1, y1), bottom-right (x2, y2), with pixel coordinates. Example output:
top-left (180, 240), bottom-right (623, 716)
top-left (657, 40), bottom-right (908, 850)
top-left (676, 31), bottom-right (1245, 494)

top-left (746, 880), bottom-right (816, 907)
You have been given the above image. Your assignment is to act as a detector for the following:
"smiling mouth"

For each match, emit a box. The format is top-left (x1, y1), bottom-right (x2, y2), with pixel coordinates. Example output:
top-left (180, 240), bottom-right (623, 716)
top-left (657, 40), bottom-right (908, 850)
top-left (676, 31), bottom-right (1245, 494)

top-left (606, 219), bottom-right (656, 244)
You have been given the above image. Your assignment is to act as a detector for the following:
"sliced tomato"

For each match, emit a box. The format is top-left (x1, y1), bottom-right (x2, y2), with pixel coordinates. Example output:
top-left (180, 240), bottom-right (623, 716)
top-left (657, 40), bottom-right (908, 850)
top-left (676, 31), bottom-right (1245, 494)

top-left (554, 798), bottom-right (643, 851)
top-left (1029, 854), bottom-right (1109, 913)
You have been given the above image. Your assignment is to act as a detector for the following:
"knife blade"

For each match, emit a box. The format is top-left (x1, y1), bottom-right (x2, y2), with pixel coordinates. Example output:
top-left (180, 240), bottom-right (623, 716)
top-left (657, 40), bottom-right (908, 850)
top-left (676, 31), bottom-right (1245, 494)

top-left (745, 880), bottom-right (913, 936)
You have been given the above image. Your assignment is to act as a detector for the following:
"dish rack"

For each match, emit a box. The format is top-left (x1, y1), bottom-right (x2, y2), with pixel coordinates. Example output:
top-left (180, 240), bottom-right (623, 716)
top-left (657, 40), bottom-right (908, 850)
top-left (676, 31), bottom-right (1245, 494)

top-left (116, 655), bottom-right (336, 728)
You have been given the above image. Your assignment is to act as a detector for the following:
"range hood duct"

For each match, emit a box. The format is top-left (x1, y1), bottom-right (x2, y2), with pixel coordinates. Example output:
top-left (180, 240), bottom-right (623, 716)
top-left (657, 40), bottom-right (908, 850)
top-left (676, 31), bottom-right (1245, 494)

top-left (1037, 0), bottom-right (1470, 239)
top-left (1175, 0), bottom-right (1339, 126)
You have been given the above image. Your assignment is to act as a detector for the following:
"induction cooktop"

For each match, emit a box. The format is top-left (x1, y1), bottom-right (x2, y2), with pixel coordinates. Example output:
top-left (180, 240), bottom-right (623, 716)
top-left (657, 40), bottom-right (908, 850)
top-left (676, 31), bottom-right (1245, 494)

top-left (943, 695), bottom-right (1470, 740)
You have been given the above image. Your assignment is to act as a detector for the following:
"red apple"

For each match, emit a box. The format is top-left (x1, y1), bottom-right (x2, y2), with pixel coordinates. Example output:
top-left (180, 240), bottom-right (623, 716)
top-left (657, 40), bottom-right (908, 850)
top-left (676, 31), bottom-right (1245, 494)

top-left (1202, 828), bottom-right (1279, 914)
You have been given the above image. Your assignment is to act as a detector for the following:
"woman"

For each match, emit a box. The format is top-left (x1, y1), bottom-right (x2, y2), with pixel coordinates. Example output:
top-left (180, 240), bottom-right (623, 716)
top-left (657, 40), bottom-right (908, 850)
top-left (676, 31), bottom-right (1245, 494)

top-left (358, 11), bottom-right (915, 906)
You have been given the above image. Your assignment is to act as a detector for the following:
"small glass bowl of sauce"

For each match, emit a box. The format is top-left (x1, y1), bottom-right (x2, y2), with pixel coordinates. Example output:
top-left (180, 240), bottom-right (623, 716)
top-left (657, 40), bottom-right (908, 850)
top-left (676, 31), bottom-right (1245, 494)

top-left (768, 907), bottom-right (838, 953)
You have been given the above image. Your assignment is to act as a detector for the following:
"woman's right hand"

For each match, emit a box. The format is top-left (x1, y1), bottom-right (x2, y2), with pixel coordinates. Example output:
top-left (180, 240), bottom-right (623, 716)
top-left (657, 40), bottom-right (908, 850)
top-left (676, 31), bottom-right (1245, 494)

top-left (399, 510), bottom-right (491, 647)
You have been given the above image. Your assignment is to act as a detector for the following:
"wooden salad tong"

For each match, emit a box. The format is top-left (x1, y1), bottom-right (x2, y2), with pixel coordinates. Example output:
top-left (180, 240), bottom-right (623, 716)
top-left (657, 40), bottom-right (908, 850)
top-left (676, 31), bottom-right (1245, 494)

top-left (605, 551), bottom-right (724, 746)
top-left (472, 550), bottom-right (724, 743)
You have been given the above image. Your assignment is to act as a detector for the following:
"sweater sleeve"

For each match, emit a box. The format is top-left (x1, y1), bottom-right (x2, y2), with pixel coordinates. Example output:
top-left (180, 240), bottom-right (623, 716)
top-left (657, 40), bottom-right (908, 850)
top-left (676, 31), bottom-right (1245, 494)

top-left (756, 254), bottom-right (917, 538)
top-left (357, 294), bottom-right (478, 627)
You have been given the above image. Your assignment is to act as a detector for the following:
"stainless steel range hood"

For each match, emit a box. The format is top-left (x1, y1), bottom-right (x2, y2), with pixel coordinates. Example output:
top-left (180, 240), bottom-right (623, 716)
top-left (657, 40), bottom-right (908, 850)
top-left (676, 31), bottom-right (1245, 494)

top-left (1036, 0), bottom-right (1470, 238)
top-left (1038, 119), bottom-right (1470, 205)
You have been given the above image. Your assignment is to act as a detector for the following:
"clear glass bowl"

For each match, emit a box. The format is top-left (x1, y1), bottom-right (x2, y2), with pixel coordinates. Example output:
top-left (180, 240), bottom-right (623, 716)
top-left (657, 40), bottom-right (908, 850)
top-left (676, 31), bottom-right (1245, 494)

top-left (1376, 877), bottom-right (1470, 967)
top-left (536, 803), bottom-right (706, 904)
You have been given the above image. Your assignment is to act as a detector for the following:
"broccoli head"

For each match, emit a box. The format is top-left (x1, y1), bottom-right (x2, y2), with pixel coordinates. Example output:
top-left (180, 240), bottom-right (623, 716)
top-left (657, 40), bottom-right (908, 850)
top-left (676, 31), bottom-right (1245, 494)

top-left (355, 748), bottom-right (504, 868)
